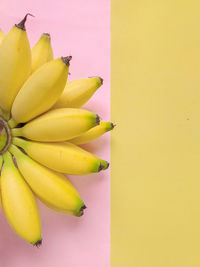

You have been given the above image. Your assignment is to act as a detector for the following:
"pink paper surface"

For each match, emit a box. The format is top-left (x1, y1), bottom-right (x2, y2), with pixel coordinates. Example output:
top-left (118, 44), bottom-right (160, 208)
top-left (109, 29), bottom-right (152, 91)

top-left (0, 1), bottom-right (110, 267)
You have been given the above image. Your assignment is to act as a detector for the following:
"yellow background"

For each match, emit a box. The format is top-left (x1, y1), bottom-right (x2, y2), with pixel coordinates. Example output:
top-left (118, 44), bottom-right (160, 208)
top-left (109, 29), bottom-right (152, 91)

top-left (111, 1), bottom-right (200, 266)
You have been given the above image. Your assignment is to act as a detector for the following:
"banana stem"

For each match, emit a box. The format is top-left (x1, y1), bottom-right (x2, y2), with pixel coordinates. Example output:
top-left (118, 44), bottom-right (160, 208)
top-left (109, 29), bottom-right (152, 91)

top-left (8, 144), bottom-right (20, 157)
top-left (8, 118), bottom-right (18, 129)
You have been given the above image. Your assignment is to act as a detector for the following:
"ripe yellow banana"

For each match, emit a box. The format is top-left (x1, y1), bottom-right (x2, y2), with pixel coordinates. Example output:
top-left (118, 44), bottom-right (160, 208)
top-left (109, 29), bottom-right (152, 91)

top-left (31, 33), bottom-right (53, 73)
top-left (0, 15), bottom-right (31, 113)
top-left (0, 29), bottom-right (5, 44)
top-left (11, 57), bottom-right (71, 124)
top-left (9, 145), bottom-right (86, 216)
top-left (69, 121), bottom-right (115, 144)
top-left (12, 137), bottom-right (103, 174)
top-left (1, 151), bottom-right (41, 245)
top-left (11, 108), bottom-right (100, 142)
top-left (53, 77), bottom-right (103, 109)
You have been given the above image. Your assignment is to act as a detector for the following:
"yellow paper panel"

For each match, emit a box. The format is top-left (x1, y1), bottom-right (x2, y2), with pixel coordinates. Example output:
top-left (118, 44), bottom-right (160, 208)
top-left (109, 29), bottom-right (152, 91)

top-left (111, 1), bottom-right (200, 266)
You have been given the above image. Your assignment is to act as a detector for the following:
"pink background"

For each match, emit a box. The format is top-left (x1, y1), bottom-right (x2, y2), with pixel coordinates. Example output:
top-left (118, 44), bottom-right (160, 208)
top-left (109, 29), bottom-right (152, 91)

top-left (0, 1), bottom-right (110, 267)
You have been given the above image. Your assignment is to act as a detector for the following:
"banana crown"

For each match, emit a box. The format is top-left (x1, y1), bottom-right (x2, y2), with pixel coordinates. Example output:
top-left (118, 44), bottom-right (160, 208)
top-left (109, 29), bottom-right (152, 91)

top-left (0, 15), bottom-right (114, 246)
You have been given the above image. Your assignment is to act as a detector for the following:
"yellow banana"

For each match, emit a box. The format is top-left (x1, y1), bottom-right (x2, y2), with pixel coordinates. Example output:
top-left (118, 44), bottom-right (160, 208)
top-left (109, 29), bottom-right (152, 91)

top-left (31, 33), bottom-right (53, 73)
top-left (69, 121), bottom-right (115, 144)
top-left (11, 56), bottom-right (71, 124)
top-left (1, 151), bottom-right (41, 245)
top-left (13, 137), bottom-right (103, 174)
top-left (0, 15), bottom-right (31, 113)
top-left (53, 77), bottom-right (103, 109)
top-left (0, 29), bottom-right (5, 44)
top-left (9, 145), bottom-right (86, 216)
top-left (11, 108), bottom-right (100, 142)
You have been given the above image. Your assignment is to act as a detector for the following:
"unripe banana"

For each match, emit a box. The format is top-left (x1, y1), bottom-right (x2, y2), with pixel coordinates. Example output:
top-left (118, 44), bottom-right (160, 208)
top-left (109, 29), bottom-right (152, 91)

top-left (11, 108), bottom-right (100, 142)
top-left (9, 145), bottom-right (86, 216)
top-left (0, 155), bottom-right (3, 170)
top-left (53, 77), bottom-right (103, 109)
top-left (31, 33), bottom-right (53, 73)
top-left (11, 56), bottom-right (71, 124)
top-left (69, 121), bottom-right (115, 144)
top-left (1, 151), bottom-right (42, 245)
top-left (0, 15), bottom-right (32, 112)
top-left (0, 29), bottom-right (5, 44)
top-left (0, 128), bottom-right (7, 150)
top-left (13, 138), bottom-right (103, 174)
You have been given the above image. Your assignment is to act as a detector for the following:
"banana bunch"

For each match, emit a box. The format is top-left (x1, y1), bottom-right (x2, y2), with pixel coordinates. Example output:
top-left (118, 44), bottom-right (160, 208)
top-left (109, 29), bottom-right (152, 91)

top-left (0, 15), bottom-right (115, 246)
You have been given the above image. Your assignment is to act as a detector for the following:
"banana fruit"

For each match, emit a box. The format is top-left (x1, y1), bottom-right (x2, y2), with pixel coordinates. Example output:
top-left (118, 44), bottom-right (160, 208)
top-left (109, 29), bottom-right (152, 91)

top-left (11, 108), bottom-right (100, 142)
top-left (0, 15), bottom-right (31, 113)
top-left (1, 151), bottom-right (41, 245)
top-left (53, 77), bottom-right (103, 109)
top-left (31, 33), bottom-right (53, 73)
top-left (9, 145), bottom-right (86, 216)
top-left (69, 121), bottom-right (115, 144)
top-left (11, 57), bottom-right (71, 124)
top-left (13, 137), bottom-right (103, 174)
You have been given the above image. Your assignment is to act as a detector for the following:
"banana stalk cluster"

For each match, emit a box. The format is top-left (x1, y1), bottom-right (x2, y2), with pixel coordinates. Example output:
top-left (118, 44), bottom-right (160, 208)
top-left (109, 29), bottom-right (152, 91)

top-left (0, 15), bottom-right (114, 246)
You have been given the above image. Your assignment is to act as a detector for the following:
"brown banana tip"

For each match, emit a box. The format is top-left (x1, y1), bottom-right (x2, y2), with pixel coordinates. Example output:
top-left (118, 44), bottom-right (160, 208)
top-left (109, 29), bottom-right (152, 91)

top-left (98, 162), bottom-right (104, 172)
top-left (15, 13), bottom-right (34, 31)
top-left (96, 114), bottom-right (100, 125)
top-left (43, 32), bottom-right (50, 36)
top-left (61, 56), bottom-right (72, 66)
top-left (88, 76), bottom-right (103, 85)
top-left (33, 239), bottom-right (42, 247)
top-left (105, 162), bottom-right (110, 170)
top-left (43, 32), bottom-right (50, 39)
top-left (110, 123), bottom-right (116, 130)
top-left (99, 77), bottom-right (103, 85)
top-left (80, 204), bottom-right (87, 211)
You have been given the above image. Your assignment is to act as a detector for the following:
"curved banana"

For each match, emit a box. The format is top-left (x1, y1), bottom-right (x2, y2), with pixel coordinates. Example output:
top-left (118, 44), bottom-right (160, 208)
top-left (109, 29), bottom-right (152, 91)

top-left (11, 108), bottom-right (100, 142)
top-left (9, 145), bottom-right (86, 216)
top-left (12, 137), bottom-right (109, 172)
top-left (1, 151), bottom-right (41, 245)
top-left (0, 29), bottom-right (5, 44)
top-left (13, 138), bottom-right (103, 174)
top-left (11, 57), bottom-right (71, 124)
top-left (0, 15), bottom-right (31, 113)
top-left (53, 77), bottom-right (103, 109)
top-left (69, 121), bottom-right (115, 144)
top-left (31, 33), bottom-right (53, 73)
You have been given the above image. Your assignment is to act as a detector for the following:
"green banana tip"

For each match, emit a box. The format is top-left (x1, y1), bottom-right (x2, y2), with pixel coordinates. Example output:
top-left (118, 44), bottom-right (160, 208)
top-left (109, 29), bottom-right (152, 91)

top-left (104, 161), bottom-right (110, 170)
top-left (61, 56), bottom-right (72, 66)
top-left (33, 239), bottom-right (42, 248)
top-left (77, 204), bottom-right (87, 217)
top-left (15, 13), bottom-right (35, 31)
